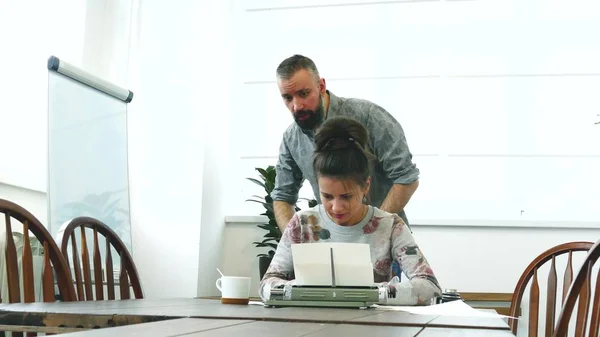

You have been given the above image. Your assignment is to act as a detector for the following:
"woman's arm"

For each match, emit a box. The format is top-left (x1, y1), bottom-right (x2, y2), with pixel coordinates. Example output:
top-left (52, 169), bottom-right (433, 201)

top-left (258, 213), bottom-right (301, 301)
top-left (390, 215), bottom-right (442, 305)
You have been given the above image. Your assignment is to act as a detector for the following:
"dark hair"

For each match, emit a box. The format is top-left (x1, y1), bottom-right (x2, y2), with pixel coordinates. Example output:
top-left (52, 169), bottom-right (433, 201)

top-left (313, 117), bottom-right (373, 188)
top-left (276, 54), bottom-right (320, 81)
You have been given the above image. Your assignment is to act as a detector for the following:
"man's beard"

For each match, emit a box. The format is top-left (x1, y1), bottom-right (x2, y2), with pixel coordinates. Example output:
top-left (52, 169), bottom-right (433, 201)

top-left (293, 95), bottom-right (325, 132)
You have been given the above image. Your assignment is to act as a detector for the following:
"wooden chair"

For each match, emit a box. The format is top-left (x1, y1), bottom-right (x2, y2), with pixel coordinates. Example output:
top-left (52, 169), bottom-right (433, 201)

top-left (59, 216), bottom-right (143, 301)
top-left (0, 198), bottom-right (76, 303)
top-left (553, 238), bottom-right (600, 337)
top-left (509, 241), bottom-right (595, 336)
top-left (1, 198), bottom-right (77, 336)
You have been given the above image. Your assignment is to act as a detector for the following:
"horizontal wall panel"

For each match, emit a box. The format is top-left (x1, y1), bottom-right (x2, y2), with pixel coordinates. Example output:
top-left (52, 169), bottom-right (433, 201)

top-left (235, 0), bottom-right (600, 81)
top-left (439, 0), bottom-right (600, 76)
top-left (242, 0), bottom-right (436, 12)
top-left (406, 156), bottom-right (600, 223)
top-left (443, 20), bottom-right (600, 75)
top-left (232, 155), bottom-right (600, 225)
top-left (407, 156), bottom-right (524, 222)
top-left (243, 0), bottom-right (600, 15)
top-left (232, 77), bottom-right (447, 157)
top-left (444, 76), bottom-right (600, 156)
top-left (517, 156), bottom-right (600, 222)
top-left (235, 1), bottom-right (443, 81)
top-left (232, 75), bottom-right (600, 157)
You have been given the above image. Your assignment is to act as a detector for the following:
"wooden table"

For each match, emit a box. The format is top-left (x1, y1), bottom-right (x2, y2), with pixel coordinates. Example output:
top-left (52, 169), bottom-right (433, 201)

top-left (0, 298), bottom-right (512, 336)
top-left (45, 318), bottom-right (515, 337)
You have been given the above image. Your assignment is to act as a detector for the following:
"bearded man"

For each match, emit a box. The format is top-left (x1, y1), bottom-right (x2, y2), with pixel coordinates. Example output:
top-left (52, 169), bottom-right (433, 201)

top-left (271, 54), bottom-right (421, 244)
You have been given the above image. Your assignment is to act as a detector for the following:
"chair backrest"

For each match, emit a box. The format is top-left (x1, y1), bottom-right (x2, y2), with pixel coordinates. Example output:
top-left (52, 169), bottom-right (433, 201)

top-left (59, 216), bottom-right (143, 300)
top-left (0, 198), bottom-right (76, 303)
top-left (509, 241), bottom-right (595, 336)
top-left (553, 239), bottom-right (600, 337)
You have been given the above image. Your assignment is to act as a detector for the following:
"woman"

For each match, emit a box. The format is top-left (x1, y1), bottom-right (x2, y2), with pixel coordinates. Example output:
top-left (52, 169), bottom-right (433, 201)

top-left (259, 117), bottom-right (442, 305)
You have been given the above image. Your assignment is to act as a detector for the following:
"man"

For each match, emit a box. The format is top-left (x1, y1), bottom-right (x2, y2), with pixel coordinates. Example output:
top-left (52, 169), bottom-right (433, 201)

top-left (271, 54), bottom-right (420, 234)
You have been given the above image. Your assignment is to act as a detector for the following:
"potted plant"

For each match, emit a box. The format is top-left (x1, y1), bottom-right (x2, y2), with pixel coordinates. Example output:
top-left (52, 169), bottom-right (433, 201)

top-left (246, 165), bottom-right (317, 280)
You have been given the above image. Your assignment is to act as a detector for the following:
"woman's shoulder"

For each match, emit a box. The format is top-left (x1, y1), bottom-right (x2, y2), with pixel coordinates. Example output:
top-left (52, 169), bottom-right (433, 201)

top-left (370, 207), bottom-right (406, 226)
top-left (295, 205), bottom-right (322, 224)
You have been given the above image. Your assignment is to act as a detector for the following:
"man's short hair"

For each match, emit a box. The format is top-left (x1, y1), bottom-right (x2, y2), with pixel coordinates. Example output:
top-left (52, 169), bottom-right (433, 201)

top-left (276, 54), bottom-right (320, 81)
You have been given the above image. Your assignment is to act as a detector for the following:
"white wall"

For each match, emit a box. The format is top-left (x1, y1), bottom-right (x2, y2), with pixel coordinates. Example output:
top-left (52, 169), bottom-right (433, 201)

top-left (0, 0), bottom-right (86, 193)
top-left (126, 0), bottom-right (237, 299)
top-left (126, 0), bottom-right (209, 299)
top-left (0, 183), bottom-right (46, 222)
top-left (227, 0), bottom-right (600, 225)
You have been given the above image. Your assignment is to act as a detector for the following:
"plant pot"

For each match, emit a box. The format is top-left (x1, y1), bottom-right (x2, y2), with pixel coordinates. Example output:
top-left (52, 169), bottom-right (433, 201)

top-left (258, 255), bottom-right (273, 280)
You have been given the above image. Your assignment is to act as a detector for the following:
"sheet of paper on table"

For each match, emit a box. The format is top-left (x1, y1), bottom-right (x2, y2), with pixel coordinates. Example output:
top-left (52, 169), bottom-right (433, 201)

top-left (250, 299), bottom-right (515, 319)
top-left (374, 300), bottom-right (516, 318)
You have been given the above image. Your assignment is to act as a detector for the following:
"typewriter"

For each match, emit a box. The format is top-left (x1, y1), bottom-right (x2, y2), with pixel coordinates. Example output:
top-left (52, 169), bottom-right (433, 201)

top-left (263, 244), bottom-right (381, 309)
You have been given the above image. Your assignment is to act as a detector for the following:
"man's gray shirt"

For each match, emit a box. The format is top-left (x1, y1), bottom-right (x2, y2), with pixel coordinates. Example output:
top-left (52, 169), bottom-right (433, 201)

top-left (271, 90), bottom-right (419, 224)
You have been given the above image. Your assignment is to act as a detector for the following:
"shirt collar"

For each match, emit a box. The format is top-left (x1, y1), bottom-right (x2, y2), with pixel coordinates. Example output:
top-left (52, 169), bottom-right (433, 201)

top-left (326, 90), bottom-right (340, 119)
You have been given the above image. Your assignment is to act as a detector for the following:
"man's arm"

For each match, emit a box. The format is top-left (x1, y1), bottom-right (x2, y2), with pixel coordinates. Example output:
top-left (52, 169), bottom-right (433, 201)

top-left (271, 136), bottom-right (304, 232)
top-left (363, 103), bottom-right (420, 212)
top-left (258, 213), bottom-right (300, 301)
top-left (274, 201), bottom-right (296, 233)
top-left (379, 180), bottom-right (419, 215)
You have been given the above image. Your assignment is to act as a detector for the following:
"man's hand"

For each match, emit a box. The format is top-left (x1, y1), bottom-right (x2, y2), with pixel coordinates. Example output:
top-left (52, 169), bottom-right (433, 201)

top-left (379, 180), bottom-right (419, 215)
top-left (274, 201), bottom-right (296, 233)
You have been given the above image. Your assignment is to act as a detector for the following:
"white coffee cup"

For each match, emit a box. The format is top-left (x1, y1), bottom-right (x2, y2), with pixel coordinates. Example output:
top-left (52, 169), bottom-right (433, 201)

top-left (215, 276), bottom-right (251, 304)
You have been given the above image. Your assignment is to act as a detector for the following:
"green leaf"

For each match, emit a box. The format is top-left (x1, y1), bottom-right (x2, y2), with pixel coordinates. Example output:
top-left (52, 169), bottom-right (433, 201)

top-left (246, 177), bottom-right (266, 189)
top-left (259, 239), bottom-right (278, 246)
top-left (257, 168), bottom-right (269, 179)
top-left (245, 199), bottom-right (274, 212)
top-left (266, 231), bottom-right (279, 239)
top-left (249, 165), bottom-right (283, 253)
top-left (265, 181), bottom-right (275, 193)
top-left (253, 242), bottom-right (274, 248)
top-left (268, 168), bottom-right (276, 182)
top-left (246, 197), bottom-right (266, 204)
top-left (257, 224), bottom-right (274, 231)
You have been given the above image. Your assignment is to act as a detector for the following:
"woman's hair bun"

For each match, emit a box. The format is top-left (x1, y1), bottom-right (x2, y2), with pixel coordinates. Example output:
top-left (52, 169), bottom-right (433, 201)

top-left (314, 117), bottom-right (368, 152)
top-left (312, 117), bottom-right (373, 188)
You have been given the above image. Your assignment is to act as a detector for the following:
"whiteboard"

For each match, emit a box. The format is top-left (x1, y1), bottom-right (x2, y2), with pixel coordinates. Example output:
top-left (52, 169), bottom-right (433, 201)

top-left (47, 56), bottom-right (134, 250)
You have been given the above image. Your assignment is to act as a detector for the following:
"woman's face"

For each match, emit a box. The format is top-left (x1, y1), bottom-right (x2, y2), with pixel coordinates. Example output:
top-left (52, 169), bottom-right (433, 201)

top-left (318, 176), bottom-right (370, 226)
